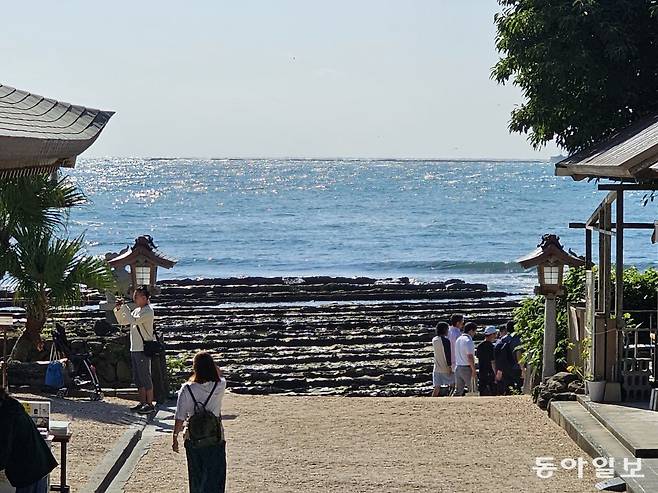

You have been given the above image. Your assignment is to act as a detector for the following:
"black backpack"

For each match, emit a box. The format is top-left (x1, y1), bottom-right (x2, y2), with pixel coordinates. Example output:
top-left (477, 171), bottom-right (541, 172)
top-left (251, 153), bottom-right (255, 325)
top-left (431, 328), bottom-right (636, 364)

top-left (186, 382), bottom-right (224, 448)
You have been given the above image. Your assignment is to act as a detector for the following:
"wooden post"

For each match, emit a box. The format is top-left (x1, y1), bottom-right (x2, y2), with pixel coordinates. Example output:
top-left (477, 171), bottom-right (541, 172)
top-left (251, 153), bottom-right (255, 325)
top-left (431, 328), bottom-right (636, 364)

top-left (151, 350), bottom-right (170, 404)
top-left (2, 328), bottom-right (7, 390)
top-left (616, 192), bottom-right (624, 382)
top-left (595, 201), bottom-right (614, 381)
top-left (598, 209), bottom-right (606, 313)
top-left (585, 228), bottom-right (593, 269)
top-left (543, 294), bottom-right (558, 379)
top-left (615, 192), bottom-right (624, 320)
top-left (604, 202), bottom-right (613, 380)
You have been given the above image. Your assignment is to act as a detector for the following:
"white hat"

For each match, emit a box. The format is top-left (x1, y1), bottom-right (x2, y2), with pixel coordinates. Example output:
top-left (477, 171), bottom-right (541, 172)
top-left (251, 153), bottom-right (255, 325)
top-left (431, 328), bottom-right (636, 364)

top-left (484, 326), bottom-right (498, 336)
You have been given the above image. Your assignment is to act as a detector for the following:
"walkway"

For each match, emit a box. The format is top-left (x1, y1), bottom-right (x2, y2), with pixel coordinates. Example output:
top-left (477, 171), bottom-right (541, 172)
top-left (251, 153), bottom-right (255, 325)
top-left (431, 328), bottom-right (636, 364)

top-left (107, 393), bottom-right (597, 492)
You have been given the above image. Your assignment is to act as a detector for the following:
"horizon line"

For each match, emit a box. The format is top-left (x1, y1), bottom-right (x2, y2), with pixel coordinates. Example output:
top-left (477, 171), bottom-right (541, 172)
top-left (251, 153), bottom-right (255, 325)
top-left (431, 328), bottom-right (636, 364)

top-left (80, 155), bottom-right (558, 163)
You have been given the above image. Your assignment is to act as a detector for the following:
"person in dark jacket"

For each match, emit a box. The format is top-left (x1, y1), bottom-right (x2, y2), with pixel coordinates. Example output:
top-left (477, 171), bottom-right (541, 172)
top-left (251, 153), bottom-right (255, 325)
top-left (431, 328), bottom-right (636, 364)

top-left (494, 321), bottom-right (519, 395)
top-left (476, 326), bottom-right (497, 396)
top-left (0, 388), bottom-right (58, 492)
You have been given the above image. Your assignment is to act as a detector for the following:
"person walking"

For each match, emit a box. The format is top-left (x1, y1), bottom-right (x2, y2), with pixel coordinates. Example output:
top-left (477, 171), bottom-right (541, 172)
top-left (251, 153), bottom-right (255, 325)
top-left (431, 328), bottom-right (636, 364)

top-left (172, 351), bottom-right (228, 493)
top-left (476, 326), bottom-right (497, 396)
top-left (494, 321), bottom-right (518, 395)
top-left (114, 285), bottom-right (156, 414)
top-left (507, 320), bottom-right (524, 391)
top-left (447, 314), bottom-right (465, 372)
top-left (431, 322), bottom-right (453, 397)
top-left (454, 322), bottom-right (477, 396)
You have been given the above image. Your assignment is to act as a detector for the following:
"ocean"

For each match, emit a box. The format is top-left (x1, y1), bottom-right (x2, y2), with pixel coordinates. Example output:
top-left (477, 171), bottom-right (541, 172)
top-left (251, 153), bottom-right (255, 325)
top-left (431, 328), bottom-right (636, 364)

top-left (64, 158), bottom-right (657, 294)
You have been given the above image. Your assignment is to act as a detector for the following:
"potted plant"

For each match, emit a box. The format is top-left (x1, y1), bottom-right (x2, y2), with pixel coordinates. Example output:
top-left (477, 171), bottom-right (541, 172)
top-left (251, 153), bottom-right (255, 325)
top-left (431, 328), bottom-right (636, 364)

top-left (568, 336), bottom-right (606, 402)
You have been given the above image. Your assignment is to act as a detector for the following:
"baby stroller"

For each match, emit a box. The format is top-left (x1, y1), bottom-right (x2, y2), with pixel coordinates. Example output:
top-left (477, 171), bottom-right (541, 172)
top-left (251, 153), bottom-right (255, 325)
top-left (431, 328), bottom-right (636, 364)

top-left (51, 323), bottom-right (103, 401)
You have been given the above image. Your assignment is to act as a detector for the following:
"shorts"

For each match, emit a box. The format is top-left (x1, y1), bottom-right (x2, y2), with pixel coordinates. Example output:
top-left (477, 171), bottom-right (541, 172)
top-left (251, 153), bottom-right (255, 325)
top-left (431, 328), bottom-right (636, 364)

top-left (131, 351), bottom-right (153, 390)
top-left (433, 371), bottom-right (454, 387)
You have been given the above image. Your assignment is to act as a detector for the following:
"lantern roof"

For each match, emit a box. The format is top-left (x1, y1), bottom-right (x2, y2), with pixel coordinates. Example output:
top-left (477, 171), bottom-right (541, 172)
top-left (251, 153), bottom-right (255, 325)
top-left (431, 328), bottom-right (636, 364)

top-left (107, 235), bottom-right (177, 269)
top-left (517, 234), bottom-right (585, 270)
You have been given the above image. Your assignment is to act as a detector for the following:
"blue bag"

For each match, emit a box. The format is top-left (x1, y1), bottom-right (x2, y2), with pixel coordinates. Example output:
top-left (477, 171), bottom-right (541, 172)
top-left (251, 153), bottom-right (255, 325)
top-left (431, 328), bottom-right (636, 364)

top-left (45, 361), bottom-right (64, 389)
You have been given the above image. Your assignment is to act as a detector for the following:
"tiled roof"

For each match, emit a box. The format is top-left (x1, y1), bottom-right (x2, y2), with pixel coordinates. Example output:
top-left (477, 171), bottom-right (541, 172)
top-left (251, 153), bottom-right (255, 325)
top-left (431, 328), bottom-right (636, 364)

top-left (556, 113), bottom-right (658, 181)
top-left (0, 84), bottom-right (113, 177)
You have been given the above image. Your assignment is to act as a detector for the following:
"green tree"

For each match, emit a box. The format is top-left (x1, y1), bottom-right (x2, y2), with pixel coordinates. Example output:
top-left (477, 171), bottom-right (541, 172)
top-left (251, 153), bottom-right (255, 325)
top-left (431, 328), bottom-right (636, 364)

top-left (8, 230), bottom-right (113, 339)
top-left (0, 175), bottom-right (86, 275)
top-left (0, 174), bottom-right (114, 359)
top-left (514, 266), bottom-right (658, 380)
top-left (492, 1), bottom-right (658, 153)
top-left (513, 267), bottom-right (586, 374)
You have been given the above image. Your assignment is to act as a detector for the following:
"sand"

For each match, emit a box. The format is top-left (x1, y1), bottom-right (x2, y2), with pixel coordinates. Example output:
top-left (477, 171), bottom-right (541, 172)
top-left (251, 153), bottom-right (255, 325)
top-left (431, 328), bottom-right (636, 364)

top-left (124, 393), bottom-right (597, 493)
top-left (13, 392), bottom-right (139, 490)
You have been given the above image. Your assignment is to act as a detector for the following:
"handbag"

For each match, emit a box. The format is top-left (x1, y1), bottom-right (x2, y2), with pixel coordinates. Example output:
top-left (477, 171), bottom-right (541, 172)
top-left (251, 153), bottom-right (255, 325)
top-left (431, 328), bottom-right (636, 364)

top-left (45, 344), bottom-right (65, 389)
top-left (136, 323), bottom-right (164, 358)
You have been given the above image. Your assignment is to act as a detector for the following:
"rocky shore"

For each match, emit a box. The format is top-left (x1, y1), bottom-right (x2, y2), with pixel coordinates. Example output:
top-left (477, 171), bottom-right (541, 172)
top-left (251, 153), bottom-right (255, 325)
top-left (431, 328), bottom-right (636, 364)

top-left (4, 276), bottom-right (520, 397)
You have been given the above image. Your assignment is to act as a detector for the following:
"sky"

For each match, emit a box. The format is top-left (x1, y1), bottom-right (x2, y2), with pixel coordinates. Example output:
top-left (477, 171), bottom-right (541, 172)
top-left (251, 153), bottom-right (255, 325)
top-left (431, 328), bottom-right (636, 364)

top-left (2, 0), bottom-right (560, 160)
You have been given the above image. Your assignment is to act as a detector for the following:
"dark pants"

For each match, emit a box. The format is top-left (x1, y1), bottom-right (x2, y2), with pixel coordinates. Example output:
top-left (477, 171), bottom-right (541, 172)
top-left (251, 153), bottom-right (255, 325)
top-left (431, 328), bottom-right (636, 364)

top-left (16, 476), bottom-right (48, 493)
top-left (510, 368), bottom-right (523, 391)
top-left (185, 440), bottom-right (226, 493)
top-left (478, 371), bottom-right (495, 396)
top-left (496, 370), bottom-right (521, 395)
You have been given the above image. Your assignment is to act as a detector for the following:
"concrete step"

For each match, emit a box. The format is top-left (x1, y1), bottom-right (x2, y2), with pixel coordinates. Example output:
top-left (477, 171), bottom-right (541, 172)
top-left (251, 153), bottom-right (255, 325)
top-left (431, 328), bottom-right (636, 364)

top-left (578, 396), bottom-right (658, 459)
top-left (550, 400), bottom-right (658, 493)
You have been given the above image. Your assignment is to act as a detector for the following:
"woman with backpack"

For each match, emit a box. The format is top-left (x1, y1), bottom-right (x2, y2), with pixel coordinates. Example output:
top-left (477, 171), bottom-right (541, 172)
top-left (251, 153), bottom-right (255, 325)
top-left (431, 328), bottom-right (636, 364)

top-left (172, 351), bottom-right (228, 493)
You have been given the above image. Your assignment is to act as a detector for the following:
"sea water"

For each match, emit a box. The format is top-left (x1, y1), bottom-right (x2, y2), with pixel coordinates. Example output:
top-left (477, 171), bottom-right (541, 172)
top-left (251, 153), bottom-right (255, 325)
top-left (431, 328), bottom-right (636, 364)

top-left (65, 158), bottom-right (657, 294)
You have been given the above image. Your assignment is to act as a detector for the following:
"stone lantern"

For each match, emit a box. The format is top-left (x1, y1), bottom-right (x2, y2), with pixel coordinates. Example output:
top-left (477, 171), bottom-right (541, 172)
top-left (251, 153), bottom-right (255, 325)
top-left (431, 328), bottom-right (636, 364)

top-left (517, 234), bottom-right (585, 380)
top-left (106, 235), bottom-right (177, 298)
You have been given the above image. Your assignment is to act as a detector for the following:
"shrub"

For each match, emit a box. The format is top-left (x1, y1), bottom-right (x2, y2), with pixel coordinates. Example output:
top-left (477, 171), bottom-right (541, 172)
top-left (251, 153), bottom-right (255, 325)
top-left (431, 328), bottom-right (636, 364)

top-left (513, 266), bottom-right (658, 378)
top-left (166, 354), bottom-right (190, 391)
top-left (513, 267), bottom-right (587, 374)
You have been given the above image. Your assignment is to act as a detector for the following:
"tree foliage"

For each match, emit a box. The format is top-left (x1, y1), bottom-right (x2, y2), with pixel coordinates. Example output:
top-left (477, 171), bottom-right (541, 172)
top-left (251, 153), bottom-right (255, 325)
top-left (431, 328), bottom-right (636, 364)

top-left (513, 267), bottom-right (586, 372)
top-left (493, 1), bottom-right (658, 153)
top-left (8, 230), bottom-right (113, 325)
top-left (0, 175), bottom-right (86, 276)
top-left (0, 173), bottom-right (114, 350)
top-left (513, 266), bottom-right (658, 375)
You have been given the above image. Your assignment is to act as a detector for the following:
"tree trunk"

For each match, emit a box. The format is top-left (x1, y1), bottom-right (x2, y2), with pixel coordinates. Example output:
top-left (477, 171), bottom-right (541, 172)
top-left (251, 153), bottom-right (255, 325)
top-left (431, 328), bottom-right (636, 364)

top-left (24, 315), bottom-right (46, 345)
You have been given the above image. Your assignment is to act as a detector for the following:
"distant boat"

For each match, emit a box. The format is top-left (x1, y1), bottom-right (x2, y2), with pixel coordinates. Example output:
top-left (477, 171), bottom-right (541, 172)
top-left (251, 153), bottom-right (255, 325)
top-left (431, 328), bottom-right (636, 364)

top-left (549, 154), bottom-right (568, 164)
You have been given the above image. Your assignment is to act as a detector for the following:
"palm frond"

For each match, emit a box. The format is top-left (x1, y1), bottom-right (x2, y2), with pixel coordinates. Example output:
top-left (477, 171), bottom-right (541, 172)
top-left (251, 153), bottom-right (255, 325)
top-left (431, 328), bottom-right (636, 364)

top-left (8, 229), bottom-right (115, 314)
top-left (0, 174), bottom-right (87, 239)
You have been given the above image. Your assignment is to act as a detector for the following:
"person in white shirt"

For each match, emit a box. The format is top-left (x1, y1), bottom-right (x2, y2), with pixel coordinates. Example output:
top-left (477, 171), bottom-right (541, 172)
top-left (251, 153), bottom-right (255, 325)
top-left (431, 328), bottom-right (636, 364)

top-left (431, 322), bottom-right (453, 397)
top-left (447, 314), bottom-right (465, 371)
top-left (454, 322), bottom-right (477, 396)
top-left (173, 351), bottom-right (228, 493)
top-left (113, 286), bottom-right (156, 414)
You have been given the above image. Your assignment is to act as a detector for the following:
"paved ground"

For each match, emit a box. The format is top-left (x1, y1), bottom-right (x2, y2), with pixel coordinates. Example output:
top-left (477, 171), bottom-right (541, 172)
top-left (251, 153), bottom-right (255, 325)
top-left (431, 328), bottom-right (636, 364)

top-left (13, 392), bottom-right (140, 490)
top-left (123, 393), bottom-right (598, 493)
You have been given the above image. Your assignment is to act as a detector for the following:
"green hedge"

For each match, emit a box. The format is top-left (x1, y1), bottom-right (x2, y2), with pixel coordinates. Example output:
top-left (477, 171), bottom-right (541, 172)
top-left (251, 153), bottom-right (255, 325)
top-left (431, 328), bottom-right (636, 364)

top-left (512, 267), bottom-right (658, 375)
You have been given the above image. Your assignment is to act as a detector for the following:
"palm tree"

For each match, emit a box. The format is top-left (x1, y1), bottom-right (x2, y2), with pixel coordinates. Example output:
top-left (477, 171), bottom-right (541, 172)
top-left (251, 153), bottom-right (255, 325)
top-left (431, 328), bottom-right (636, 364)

top-left (7, 230), bottom-right (115, 360)
top-left (0, 173), bottom-right (114, 360)
top-left (0, 174), bottom-right (86, 276)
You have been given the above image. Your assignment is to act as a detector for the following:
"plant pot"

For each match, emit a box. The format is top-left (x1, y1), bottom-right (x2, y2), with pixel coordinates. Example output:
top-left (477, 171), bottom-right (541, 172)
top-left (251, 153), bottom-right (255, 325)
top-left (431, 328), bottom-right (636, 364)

top-left (586, 380), bottom-right (606, 402)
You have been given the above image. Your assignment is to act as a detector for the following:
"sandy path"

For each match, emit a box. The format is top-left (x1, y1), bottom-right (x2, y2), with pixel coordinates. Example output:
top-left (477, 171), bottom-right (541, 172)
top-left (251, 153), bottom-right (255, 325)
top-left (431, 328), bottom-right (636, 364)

top-left (124, 394), bottom-right (596, 493)
top-left (14, 393), bottom-right (139, 491)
